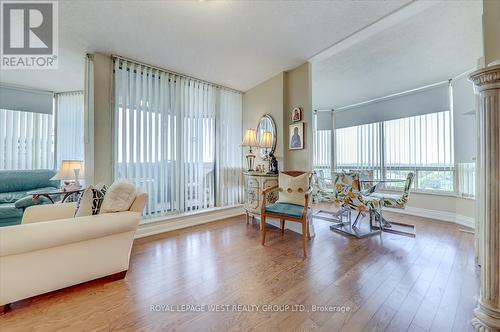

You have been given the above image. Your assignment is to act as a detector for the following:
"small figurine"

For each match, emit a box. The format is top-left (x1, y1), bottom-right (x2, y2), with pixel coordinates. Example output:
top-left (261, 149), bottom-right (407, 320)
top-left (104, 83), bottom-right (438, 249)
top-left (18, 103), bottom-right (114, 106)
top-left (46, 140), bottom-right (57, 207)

top-left (268, 152), bottom-right (278, 174)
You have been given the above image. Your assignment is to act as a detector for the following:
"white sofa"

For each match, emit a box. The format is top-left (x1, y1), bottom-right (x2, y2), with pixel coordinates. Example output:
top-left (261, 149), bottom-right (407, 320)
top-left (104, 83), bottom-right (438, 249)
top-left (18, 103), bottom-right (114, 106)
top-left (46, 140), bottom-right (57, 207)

top-left (0, 189), bottom-right (147, 307)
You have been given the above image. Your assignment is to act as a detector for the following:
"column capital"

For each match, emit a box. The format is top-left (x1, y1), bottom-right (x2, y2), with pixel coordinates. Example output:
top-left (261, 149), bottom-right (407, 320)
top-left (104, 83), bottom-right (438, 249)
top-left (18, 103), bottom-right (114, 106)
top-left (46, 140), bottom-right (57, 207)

top-left (469, 64), bottom-right (500, 91)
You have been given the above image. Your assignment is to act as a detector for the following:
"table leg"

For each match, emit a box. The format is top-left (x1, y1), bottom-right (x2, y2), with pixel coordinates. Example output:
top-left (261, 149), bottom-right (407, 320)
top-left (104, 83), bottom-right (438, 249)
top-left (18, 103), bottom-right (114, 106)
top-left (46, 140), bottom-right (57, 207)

top-left (31, 194), bottom-right (39, 204)
top-left (41, 194), bottom-right (55, 204)
top-left (371, 210), bottom-right (416, 237)
top-left (61, 192), bottom-right (73, 203)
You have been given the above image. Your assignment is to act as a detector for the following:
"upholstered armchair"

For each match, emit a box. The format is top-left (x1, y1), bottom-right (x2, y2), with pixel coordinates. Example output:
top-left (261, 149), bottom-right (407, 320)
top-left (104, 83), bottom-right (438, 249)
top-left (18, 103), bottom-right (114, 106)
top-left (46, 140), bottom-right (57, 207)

top-left (261, 171), bottom-right (313, 258)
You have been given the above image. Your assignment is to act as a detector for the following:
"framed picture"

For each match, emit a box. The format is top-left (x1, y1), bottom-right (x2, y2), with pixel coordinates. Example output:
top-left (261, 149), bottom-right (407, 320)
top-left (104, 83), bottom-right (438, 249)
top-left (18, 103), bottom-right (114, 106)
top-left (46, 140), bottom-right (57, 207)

top-left (292, 107), bottom-right (302, 122)
top-left (289, 122), bottom-right (304, 150)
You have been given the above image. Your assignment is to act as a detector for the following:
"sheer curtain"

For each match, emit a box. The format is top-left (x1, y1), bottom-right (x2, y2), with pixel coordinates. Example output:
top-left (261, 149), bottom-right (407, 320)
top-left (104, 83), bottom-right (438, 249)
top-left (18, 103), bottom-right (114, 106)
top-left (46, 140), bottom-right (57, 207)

top-left (0, 108), bottom-right (53, 170)
top-left (216, 88), bottom-right (243, 206)
top-left (55, 91), bottom-right (84, 168)
top-left (114, 58), bottom-right (240, 219)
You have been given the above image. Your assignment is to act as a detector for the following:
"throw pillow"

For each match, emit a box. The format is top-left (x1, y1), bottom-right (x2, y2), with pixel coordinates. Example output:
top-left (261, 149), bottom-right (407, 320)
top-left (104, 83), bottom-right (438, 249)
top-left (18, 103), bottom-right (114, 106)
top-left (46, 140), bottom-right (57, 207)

top-left (277, 172), bottom-right (309, 206)
top-left (100, 180), bottom-right (136, 213)
top-left (74, 184), bottom-right (107, 217)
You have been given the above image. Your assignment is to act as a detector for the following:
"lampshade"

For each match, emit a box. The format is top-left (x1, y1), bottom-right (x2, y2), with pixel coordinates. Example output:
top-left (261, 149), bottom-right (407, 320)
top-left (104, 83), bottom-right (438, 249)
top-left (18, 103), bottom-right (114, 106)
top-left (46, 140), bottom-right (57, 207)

top-left (260, 131), bottom-right (273, 148)
top-left (51, 160), bottom-right (84, 180)
top-left (242, 129), bottom-right (258, 147)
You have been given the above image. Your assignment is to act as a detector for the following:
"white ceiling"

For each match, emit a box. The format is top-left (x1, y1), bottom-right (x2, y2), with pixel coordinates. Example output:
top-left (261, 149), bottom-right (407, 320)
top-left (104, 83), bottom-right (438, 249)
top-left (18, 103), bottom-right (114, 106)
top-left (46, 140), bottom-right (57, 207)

top-left (312, 0), bottom-right (484, 109)
top-left (0, 0), bottom-right (411, 93)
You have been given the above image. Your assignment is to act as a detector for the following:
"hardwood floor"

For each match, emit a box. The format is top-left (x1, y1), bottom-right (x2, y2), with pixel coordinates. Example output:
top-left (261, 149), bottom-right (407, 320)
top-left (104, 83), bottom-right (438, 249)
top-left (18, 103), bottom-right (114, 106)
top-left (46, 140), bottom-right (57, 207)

top-left (0, 210), bottom-right (479, 332)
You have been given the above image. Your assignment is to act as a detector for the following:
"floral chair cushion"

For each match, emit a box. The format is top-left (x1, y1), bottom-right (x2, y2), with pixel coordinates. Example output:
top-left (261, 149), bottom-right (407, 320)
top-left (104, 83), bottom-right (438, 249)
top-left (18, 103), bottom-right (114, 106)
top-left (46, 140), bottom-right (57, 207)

top-left (333, 172), bottom-right (380, 212)
top-left (333, 172), bottom-right (360, 201)
top-left (311, 173), bottom-right (336, 203)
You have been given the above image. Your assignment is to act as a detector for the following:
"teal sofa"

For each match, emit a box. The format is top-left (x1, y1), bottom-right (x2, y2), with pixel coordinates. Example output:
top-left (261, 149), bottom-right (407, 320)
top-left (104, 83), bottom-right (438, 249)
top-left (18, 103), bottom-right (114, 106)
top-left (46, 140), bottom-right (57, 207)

top-left (0, 169), bottom-right (59, 227)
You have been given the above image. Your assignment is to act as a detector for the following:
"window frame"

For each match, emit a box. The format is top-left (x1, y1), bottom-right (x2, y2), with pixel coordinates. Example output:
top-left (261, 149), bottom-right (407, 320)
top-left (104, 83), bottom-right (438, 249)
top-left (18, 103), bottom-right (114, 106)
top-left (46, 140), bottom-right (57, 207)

top-left (313, 111), bottom-right (461, 195)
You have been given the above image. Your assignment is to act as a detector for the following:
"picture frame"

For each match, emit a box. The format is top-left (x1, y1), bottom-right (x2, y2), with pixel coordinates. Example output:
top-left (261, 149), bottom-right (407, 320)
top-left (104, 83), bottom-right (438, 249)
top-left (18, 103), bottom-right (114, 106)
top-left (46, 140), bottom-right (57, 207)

top-left (292, 107), bottom-right (302, 122)
top-left (289, 122), bottom-right (304, 150)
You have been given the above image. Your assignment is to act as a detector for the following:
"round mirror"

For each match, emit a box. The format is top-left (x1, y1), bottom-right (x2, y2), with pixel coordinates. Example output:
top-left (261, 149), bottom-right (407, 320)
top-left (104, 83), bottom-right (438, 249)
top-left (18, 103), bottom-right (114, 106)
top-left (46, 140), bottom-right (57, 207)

top-left (256, 114), bottom-right (277, 159)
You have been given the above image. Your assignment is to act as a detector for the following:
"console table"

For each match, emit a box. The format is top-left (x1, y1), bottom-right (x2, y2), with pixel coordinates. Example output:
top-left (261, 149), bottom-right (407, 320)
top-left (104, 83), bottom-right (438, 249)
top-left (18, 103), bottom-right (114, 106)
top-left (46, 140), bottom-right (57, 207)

top-left (243, 172), bottom-right (278, 223)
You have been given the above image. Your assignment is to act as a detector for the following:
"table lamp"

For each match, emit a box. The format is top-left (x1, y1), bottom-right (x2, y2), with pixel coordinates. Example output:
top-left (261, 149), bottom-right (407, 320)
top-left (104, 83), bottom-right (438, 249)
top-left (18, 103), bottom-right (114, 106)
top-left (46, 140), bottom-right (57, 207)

top-left (242, 129), bottom-right (258, 171)
top-left (260, 131), bottom-right (273, 158)
top-left (51, 160), bottom-right (84, 190)
top-left (260, 131), bottom-right (274, 172)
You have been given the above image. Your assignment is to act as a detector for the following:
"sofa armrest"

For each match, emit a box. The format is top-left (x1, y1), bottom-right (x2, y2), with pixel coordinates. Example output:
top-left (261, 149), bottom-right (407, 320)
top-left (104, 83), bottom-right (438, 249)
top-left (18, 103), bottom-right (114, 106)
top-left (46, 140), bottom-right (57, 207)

top-left (22, 202), bottom-right (77, 224)
top-left (1, 211), bottom-right (141, 256)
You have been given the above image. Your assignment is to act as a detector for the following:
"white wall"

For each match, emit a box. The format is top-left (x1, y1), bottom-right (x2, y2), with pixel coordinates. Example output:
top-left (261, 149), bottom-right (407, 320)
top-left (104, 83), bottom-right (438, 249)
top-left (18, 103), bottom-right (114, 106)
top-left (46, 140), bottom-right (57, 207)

top-left (242, 63), bottom-right (314, 172)
top-left (283, 62), bottom-right (313, 171)
top-left (92, 53), bottom-right (113, 186)
top-left (242, 73), bottom-right (284, 169)
top-left (453, 74), bottom-right (477, 163)
top-left (483, 0), bottom-right (500, 66)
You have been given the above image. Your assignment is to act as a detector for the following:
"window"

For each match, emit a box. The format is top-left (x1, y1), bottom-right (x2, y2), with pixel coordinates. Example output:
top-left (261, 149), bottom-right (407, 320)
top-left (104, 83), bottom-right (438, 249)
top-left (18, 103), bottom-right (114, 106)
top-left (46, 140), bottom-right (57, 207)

top-left (0, 108), bottom-right (53, 170)
top-left (457, 162), bottom-right (475, 198)
top-left (55, 92), bottom-right (84, 168)
top-left (313, 110), bottom-right (456, 193)
top-left (313, 127), bottom-right (331, 179)
top-left (384, 110), bottom-right (454, 192)
top-left (114, 58), bottom-right (242, 221)
top-left (335, 122), bottom-right (381, 180)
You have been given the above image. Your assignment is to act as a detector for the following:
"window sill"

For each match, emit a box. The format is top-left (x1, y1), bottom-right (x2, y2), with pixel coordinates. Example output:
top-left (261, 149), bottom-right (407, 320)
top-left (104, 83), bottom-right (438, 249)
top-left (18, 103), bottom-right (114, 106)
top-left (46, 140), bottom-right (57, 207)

top-left (380, 189), bottom-right (475, 200)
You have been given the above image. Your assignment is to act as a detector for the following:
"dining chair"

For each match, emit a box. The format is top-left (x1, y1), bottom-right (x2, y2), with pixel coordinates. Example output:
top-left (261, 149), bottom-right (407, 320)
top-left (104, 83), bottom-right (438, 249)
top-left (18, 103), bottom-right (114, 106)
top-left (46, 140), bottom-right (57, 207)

top-left (329, 172), bottom-right (382, 238)
top-left (311, 171), bottom-right (336, 203)
top-left (348, 169), bottom-right (374, 192)
top-left (368, 172), bottom-right (416, 237)
top-left (261, 171), bottom-right (313, 258)
top-left (369, 172), bottom-right (414, 208)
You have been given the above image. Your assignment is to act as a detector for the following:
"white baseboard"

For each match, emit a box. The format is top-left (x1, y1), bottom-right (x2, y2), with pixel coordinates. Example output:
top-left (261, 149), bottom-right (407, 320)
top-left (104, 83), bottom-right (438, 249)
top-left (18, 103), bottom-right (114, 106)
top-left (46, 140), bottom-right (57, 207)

top-left (135, 205), bottom-right (245, 239)
top-left (383, 206), bottom-right (475, 229)
top-left (134, 204), bottom-right (474, 239)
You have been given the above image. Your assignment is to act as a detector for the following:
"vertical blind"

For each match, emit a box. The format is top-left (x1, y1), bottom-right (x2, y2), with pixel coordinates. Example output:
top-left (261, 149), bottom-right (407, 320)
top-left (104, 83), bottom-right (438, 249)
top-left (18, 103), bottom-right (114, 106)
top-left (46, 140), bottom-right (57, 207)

top-left (113, 58), bottom-right (243, 219)
top-left (384, 110), bottom-right (454, 191)
top-left (335, 122), bottom-right (381, 176)
top-left (457, 162), bottom-right (475, 198)
top-left (0, 109), bottom-right (53, 170)
top-left (55, 91), bottom-right (84, 168)
top-left (216, 89), bottom-right (243, 206)
top-left (313, 110), bottom-right (455, 193)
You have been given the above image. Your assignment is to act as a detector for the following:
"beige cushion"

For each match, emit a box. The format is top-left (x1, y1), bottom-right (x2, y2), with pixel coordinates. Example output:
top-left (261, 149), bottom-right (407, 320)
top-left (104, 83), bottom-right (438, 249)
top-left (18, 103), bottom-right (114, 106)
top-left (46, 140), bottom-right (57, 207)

top-left (23, 202), bottom-right (77, 224)
top-left (277, 172), bottom-right (309, 206)
top-left (101, 181), bottom-right (137, 213)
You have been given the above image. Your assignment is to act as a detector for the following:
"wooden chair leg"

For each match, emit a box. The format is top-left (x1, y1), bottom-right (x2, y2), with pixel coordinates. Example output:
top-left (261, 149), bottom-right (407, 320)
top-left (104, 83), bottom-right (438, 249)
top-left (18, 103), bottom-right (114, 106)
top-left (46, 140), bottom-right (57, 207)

top-left (307, 220), bottom-right (311, 240)
top-left (302, 221), bottom-right (307, 258)
top-left (280, 219), bottom-right (285, 235)
top-left (261, 216), bottom-right (266, 245)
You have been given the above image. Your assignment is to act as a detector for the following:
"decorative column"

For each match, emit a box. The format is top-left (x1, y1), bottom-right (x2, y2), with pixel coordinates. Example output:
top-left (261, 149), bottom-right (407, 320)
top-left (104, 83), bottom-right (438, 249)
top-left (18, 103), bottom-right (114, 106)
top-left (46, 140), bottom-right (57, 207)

top-left (469, 64), bottom-right (500, 332)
